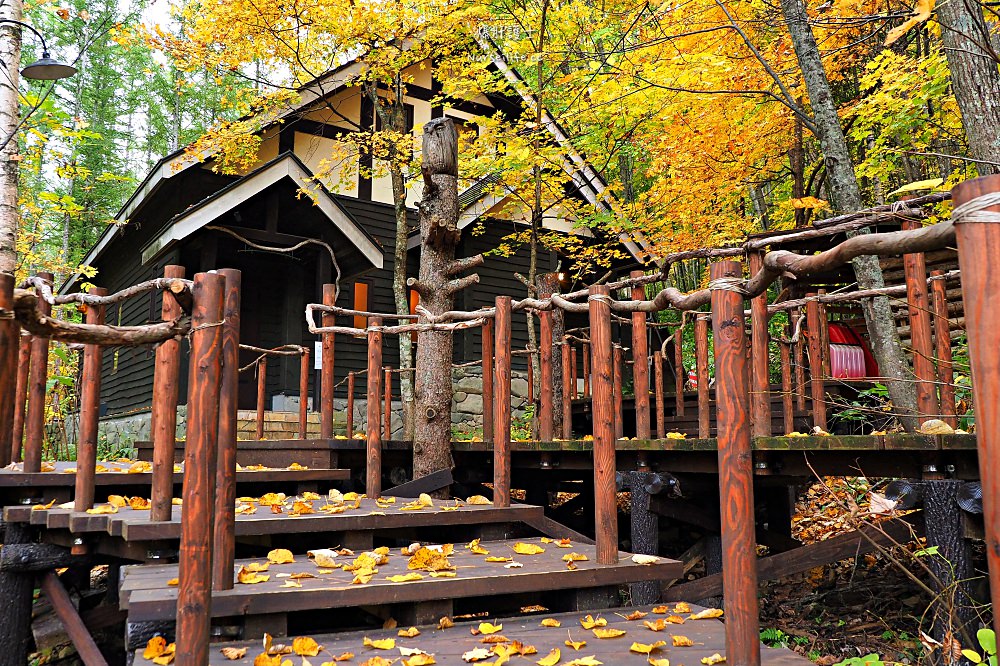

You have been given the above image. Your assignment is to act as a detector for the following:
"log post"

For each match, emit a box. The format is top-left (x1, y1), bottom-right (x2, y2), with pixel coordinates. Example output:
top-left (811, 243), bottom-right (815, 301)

top-left (539, 310), bottom-right (554, 441)
top-left (749, 251), bottom-right (771, 438)
top-left (383, 367), bottom-right (392, 441)
top-left (0, 273), bottom-right (16, 467)
top-left (176, 271), bottom-right (225, 666)
top-left (654, 351), bottom-right (665, 438)
top-left (674, 325), bottom-right (685, 417)
top-left (903, 219), bottom-right (937, 423)
top-left (696, 314), bottom-right (711, 439)
top-left (40, 571), bottom-right (108, 666)
top-left (24, 271), bottom-right (53, 473)
top-left (923, 479), bottom-right (977, 649)
top-left (628, 472), bottom-right (659, 604)
top-left (213, 269), bottom-right (241, 592)
top-left (74, 287), bottom-right (106, 512)
top-left (931, 271), bottom-right (957, 427)
top-left (299, 347), bottom-right (310, 439)
top-left (792, 308), bottom-right (807, 411)
top-left (780, 341), bottom-right (795, 435)
top-left (582, 341), bottom-right (590, 398)
top-left (150, 265), bottom-right (185, 523)
top-left (538, 273), bottom-right (564, 435)
top-left (366, 318), bottom-right (383, 498)
top-left (571, 345), bottom-right (578, 399)
top-left (561, 341), bottom-right (572, 439)
top-left (613, 345), bottom-right (623, 440)
top-left (11, 333), bottom-right (29, 463)
top-left (631, 271), bottom-right (651, 439)
top-left (952, 174), bottom-right (1000, 639)
top-left (817, 289), bottom-right (831, 378)
top-left (346, 372), bottom-right (355, 437)
top-left (0, 521), bottom-right (34, 665)
top-left (493, 297), bottom-right (512, 507)
top-left (482, 319), bottom-right (494, 444)
top-left (320, 284), bottom-right (336, 438)
top-left (255, 357), bottom-right (267, 441)
top-left (589, 285), bottom-right (618, 564)
top-left (806, 296), bottom-right (827, 431)
top-left (710, 260), bottom-right (760, 666)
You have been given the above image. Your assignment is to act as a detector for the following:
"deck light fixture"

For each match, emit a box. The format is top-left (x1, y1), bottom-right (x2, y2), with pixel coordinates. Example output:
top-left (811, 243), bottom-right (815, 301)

top-left (0, 20), bottom-right (77, 80)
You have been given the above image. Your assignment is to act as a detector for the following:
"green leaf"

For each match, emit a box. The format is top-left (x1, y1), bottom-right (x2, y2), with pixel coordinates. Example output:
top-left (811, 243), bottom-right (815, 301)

top-left (914, 545), bottom-right (940, 557)
top-left (979, 628), bottom-right (996, 655)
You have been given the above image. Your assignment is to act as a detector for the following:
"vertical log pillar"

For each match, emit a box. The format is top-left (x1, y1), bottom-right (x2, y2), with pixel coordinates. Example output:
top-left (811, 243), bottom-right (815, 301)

top-left (571, 345), bottom-right (578, 399)
top-left (749, 251), bottom-right (771, 438)
top-left (628, 471), bottom-right (659, 604)
top-left (0, 522), bottom-right (35, 666)
top-left (150, 265), bottom-right (185, 523)
top-left (213, 269), bottom-right (241, 592)
top-left (613, 345), bottom-right (623, 440)
top-left (923, 479), bottom-right (977, 648)
top-left (903, 219), bottom-right (937, 423)
top-left (366, 318), bottom-right (383, 498)
top-left (23, 271), bottom-right (53, 473)
top-left (710, 261), bottom-right (760, 666)
top-left (806, 296), bottom-right (827, 431)
top-left (792, 308), bottom-right (807, 411)
top-left (383, 367), bottom-right (392, 441)
top-left (582, 341), bottom-right (591, 398)
top-left (589, 285), bottom-right (618, 564)
top-left (0, 273), bottom-right (16, 468)
top-left (11, 333), bottom-right (29, 463)
top-left (952, 174), bottom-right (1000, 640)
top-left (320, 284), bottom-right (336, 439)
top-left (255, 357), bottom-right (267, 441)
top-left (817, 290), bottom-right (831, 378)
top-left (780, 341), bottom-right (795, 435)
top-left (931, 271), bottom-right (957, 427)
top-left (299, 348), bottom-right (310, 439)
top-left (482, 319), bottom-right (494, 444)
top-left (561, 341), bottom-right (572, 439)
top-left (346, 372), bottom-right (356, 436)
top-left (74, 287), bottom-right (106, 512)
top-left (654, 351), bottom-right (665, 438)
top-left (696, 315), bottom-right (711, 439)
top-left (539, 310), bottom-right (554, 441)
top-left (631, 272), bottom-right (651, 439)
top-left (493, 297), bottom-right (512, 507)
top-left (674, 325), bottom-right (685, 417)
top-left (176, 272), bottom-right (225, 666)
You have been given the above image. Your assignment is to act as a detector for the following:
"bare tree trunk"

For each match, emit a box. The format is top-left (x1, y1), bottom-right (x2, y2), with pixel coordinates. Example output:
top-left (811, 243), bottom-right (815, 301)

top-left (411, 118), bottom-right (482, 485)
top-left (936, 0), bottom-right (1000, 174)
top-left (0, 0), bottom-right (22, 275)
top-left (391, 162), bottom-right (415, 439)
top-left (780, 0), bottom-right (918, 429)
top-left (537, 272), bottom-right (563, 435)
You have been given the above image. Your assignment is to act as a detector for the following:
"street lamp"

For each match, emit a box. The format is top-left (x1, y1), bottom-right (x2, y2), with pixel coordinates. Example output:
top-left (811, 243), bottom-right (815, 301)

top-left (0, 20), bottom-right (76, 80)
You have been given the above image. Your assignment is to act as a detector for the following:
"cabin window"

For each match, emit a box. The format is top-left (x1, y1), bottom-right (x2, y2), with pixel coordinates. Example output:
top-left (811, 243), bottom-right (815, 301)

top-left (353, 282), bottom-right (370, 329)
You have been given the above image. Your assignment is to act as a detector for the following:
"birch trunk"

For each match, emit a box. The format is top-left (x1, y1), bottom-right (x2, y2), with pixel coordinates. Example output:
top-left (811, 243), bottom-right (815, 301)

top-left (0, 0), bottom-right (22, 275)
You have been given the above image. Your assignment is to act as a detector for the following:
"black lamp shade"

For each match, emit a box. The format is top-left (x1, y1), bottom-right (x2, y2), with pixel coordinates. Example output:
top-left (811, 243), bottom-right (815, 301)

top-left (21, 54), bottom-right (76, 80)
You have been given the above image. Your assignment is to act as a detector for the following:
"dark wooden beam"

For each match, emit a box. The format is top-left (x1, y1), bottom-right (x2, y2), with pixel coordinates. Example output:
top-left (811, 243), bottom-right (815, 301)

top-left (384, 468), bottom-right (454, 498)
top-left (40, 572), bottom-right (109, 666)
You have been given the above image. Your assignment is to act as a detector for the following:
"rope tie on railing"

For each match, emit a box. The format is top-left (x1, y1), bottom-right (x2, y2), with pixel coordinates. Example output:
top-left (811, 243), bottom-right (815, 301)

top-left (951, 191), bottom-right (1000, 224)
top-left (587, 294), bottom-right (614, 305)
top-left (707, 277), bottom-right (750, 295)
top-left (187, 319), bottom-right (226, 337)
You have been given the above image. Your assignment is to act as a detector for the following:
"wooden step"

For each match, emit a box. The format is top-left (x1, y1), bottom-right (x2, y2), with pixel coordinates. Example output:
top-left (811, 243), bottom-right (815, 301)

top-left (121, 538), bottom-right (682, 623)
top-left (139, 603), bottom-right (807, 666)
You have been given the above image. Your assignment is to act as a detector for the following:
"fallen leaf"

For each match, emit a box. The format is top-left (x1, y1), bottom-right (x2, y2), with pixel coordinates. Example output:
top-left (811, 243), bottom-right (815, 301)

top-left (474, 622), bottom-right (503, 635)
top-left (281, 580), bottom-right (302, 588)
top-left (357, 658), bottom-right (393, 666)
top-left (505, 562), bottom-right (524, 569)
top-left (466, 538), bottom-right (489, 555)
top-left (485, 556), bottom-right (513, 563)
top-left (387, 573), bottom-right (424, 583)
top-left (562, 553), bottom-right (588, 562)
top-left (293, 637), bottom-right (321, 656)
top-left (429, 571), bottom-right (456, 578)
top-left (144, 637), bottom-right (168, 659)
top-left (592, 628), bottom-right (626, 639)
top-left (437, 616), bottom-right (454, 629)
top-left (689, 608), bottom-right (723, 620)
top-left (541, 618), bottom-right (562, 627)
top-left (579, 615), bottom-right (607, 630)
top-left (565, 640), bottom-right (587, 650)
top-left (631, 554), bottom-right (660, 565)
top-left (622, 611), bottom-right (647, 620)
top-left (403, 654), bottom-right (436, 666)
top-left (167, 578), bottom-right (179, 586)
top-left (462, 648), bottom-right (491, 662)
top-left (466, 495), bottom-right (491, 504)
top-left (673, 603), bottom-right (691, 613)
top-left (268, 549), bottom-right (295, 565)
top-left (644, 619), bottom-right (669, 632)
top-left (397, 626), bottom-right (421, 638)
top-left (363, 637), bottom-right (395, 650)
top-left (564, 657), bottom-right (602, 666)
top-left (672, 636), bottom-right (693, 647)
top-left (236, 566), bottom-right (270, 584)
top-left (512, 542), bottom-right (545, 555)
top-left (701, 654), bottom-right (726, 665)
top-left (648, 659), bottom-right (670, 666)
top-left (129, 496), bottom-right (152, 510)
top-left (220, 647), bottom-right (247, 660)
top-left (308, 549), bottom-right (340, 568)
top-left (651, 606), bottom-right (668, 614)
top-left (537, 648), bottom-right (560, 666)
top-left (630, 641), bottom-right (667, 654)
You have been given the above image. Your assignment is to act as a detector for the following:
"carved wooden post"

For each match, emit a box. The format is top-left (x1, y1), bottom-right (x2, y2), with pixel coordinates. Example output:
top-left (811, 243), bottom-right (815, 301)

top-left (674, 324), bottom-right (685, 417)
top-left (654, 351), bottom-right (665, 438)
top-left (696, 314), bottom-right (711, 439)
top-left (561, 341), bottom-right (572, 439)
top-left (24, 271), bottom-right (53, 473)
top-left (792, 308), bottom-right (807, 411)
top-left (780, 341), bottom-right (794, 435)
top-left (539, 310), bottom-right (554, 441)
top-left (630, 274), bottom-right (651, 440)
top-left (347, 372), bottom-right (356, 437)
top-left (613, 345), bottom-right (623, 440)
top-left (0, 273), bottom-right (15, 467)
top-left (952, 175), bottom-right (1000, 638)
top-left (902, 219), bottom-right (937, 423)
top-left (367, 318), bottom-right (383, 498)
top-left (806, 296), bottom-right (827, 431)
top-left (589, 285), bottom-right (618, 563)
top-left (298, 347), bottom-right (310, 439)
top-left (255, 356), bottom-right (267, 441)
top-left (711, 261), bottom-right (760, 666)
top-left (482, 318), bottom-right (494, 444)
top-left (383, 367), bottom-right (392, 441)
top-left (213, 269), bottom-right (240, 591)
top-left (150, 265), bottom-right (185, 523)
top-left (582, 341), bottom-right (591, 398)
top-left (931, 271), bottom-right (957, 427)
top-left (74, 287), bottom-right (106, 512)
top-left (494, 297), bottom-right (512, 507)
top-left (11, 333), bottom-right (29, 463)
top-left (749, 251), bottom-right (771, 438)
top-left (176, 271), bottom-right (225, 666)
top-left (320, 284), bottom-right (336, 438)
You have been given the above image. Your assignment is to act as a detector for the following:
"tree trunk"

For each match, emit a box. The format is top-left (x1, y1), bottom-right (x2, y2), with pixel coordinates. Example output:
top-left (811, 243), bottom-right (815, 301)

top-left (0, 0), bottom-right (22, 275)
top-left (936, 0), bottom-right (1000, 174)
top-left (537, 272), bottom-right (563, 435)
top-left (780, 0), bottom-right (918, 429)
top-left (391, 161), bottom-right (415, 439)
top-left (412, 118), bottom-right (480, 485)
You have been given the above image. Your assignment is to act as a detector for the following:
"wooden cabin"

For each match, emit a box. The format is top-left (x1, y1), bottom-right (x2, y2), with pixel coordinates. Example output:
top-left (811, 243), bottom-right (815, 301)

top-left (61, 50), bottom-right (648, 421)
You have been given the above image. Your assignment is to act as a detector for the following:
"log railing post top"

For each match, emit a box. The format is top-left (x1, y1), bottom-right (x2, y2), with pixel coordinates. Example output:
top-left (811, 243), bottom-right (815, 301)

top-left (496, 295), bottom-right (512, 306)
top-left (952, 173), bottom-right (1000, 206)
top-left (709, 261), bottom-right (742, 279)
top-left (589, 284), bottom-right (611, 296)
top-left (0, 272), bottom-right (12, 290)
top-left (629, 269), bottom-right (644, 278)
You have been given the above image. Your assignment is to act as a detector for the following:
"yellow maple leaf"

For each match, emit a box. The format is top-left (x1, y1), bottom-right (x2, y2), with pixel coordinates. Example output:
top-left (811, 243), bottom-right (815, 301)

top-left (292, 637), bottom-right (321, 656)
top-left (408, 547), bottom-right (455, 572)
top-left (403, 654), bottom-right (436, 666)
top-left (474, 622), bottom-right (503, 635)
top-left (565, 656), bottom-right (602, 666)
top-left (540, 618), bottom-right (561, 627)
top-left (701, 654), bottom-right (726, 665)
top-left (485, 556), bottom-right (512, 563)
top-left (630, 641), bottom-right (667, 654)
top-left (579, 615), bottom-right (606, 630)
top-left (438, 616), bottom-right (455, 629)
top-left (648, 659), bottom-right (671, 666)
top-left (429, 571), bottom-right (456, 578)
top-left (362, 637), bottom-right (395, 650)
top-left (466, 538), bottom-right (489, 555)
top-left (537, 648), bottom-right (560, 666)
top-left (513, 542), bottom-right (545, 555)
top-left (562, 553), bottom-right (588, 562)
top-left (236, 566), bottom-right (270, 584)
top-left (672, 636), bottom-right (694, 647)
top-left (621, 611), bottom-right (647, 621)
top-left (387, 573), bottom-right (424, 583)
top-left (565, 640), bottom-right (587, 650)
top-left (466, 495), bottom-right (491, 504)
top-left (592, 628), bottom-right (626, 639)
top-left (688, 608), bottom-right (723, 620)
top-left (167, 578), bottom-right (179, 586)
top-left (267, 549), bottom-right (295, 565)
top-left (398, 626), bottom-right (420, 637)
